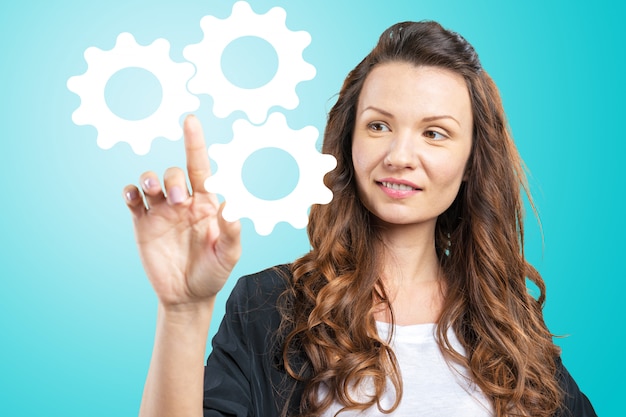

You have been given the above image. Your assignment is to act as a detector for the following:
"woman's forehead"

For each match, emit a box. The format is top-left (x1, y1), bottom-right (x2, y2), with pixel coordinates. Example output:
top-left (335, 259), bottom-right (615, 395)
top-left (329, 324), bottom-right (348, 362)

top-left (357, 62), bottom-right (472, 127)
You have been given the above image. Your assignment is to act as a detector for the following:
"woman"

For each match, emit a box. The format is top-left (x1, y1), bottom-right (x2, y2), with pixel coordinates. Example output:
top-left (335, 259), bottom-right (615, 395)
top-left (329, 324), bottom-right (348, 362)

top-left (124, 21), bottom-right (596, 416)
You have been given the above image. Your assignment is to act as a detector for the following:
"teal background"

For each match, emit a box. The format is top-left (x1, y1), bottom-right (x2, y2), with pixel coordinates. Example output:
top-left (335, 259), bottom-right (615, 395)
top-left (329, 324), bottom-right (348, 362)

top-left (0, 0), bottom-right (622, 415)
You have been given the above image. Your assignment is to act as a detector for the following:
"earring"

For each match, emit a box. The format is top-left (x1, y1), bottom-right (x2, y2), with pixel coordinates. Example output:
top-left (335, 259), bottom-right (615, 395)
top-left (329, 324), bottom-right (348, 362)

top-left (444, 232), bottom-right (451, 257)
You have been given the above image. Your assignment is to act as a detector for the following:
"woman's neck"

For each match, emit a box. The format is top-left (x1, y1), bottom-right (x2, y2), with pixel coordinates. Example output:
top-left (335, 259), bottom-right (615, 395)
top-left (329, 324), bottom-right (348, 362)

top-left (375, 221), bottom-right (445, 325)
top-left (379, 221), bottom-right (440, 285)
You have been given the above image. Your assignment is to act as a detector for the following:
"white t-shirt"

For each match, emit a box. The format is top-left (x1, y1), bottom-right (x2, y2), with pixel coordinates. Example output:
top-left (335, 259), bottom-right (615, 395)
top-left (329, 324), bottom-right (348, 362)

top-left (319, 322), bottom-right (494, 416)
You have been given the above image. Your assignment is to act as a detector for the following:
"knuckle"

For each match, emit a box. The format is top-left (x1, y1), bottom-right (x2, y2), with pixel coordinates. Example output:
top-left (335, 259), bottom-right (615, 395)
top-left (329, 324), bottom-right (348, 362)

top-left (163, 167), bottom-right (185, 182)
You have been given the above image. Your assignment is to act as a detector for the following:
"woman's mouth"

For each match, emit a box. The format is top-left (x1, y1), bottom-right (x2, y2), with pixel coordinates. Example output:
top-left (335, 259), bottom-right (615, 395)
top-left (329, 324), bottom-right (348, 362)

top-left (379, 181), bottom-right (418, 191)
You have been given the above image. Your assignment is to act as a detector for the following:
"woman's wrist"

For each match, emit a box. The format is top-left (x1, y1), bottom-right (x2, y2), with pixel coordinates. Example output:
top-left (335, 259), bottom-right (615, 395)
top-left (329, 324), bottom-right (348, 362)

top-left (157, 297), bottom-right (216, 329)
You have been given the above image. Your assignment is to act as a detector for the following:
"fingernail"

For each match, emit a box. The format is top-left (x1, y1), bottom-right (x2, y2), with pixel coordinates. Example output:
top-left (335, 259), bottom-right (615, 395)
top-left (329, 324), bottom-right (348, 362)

top-left (125, 189), bottom-right (139, 202)
top-left (142, 177), bottom-right (156, 191)
top-left (168, 186), bottom-right (186, 204)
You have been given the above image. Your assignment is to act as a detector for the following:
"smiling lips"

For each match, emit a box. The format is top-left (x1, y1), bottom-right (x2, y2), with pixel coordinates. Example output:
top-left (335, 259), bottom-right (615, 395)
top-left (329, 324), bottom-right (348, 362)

top-left (377, 179), bottom-right (422, 198)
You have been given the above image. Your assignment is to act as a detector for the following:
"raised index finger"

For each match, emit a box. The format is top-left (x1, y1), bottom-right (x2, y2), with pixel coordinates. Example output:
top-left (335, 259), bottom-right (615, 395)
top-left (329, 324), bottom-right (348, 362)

top-left (183, 115), bottom-right (212, 194)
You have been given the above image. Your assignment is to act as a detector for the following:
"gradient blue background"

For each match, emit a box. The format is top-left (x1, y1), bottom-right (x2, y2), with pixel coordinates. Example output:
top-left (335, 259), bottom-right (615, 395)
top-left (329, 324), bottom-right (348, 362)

top-left (0, 0), bottom-right (622, 415)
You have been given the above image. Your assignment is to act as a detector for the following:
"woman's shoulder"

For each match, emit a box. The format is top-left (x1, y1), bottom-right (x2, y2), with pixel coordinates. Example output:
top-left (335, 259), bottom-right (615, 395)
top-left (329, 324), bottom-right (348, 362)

top-left (225, 264), bottom-right (292, 320)
top-left (555, 357), bottom-right (597, 416)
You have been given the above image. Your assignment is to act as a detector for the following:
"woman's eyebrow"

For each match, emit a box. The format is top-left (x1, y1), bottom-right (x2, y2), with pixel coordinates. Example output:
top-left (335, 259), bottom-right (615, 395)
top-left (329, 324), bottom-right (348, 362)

top-left (422, 115), bottom-right (461, 127)
top-left (360, 105), bottom-right (394, 118)
top-left (360, 106), bottom-right (461, 128)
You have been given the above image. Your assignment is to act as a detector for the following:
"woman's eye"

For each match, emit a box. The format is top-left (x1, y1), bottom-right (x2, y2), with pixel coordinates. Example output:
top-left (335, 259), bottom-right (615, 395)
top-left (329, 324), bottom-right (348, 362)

top-left (424, 130), bottom-right (446, 140)
top-left (368, 122), bottom-right (390, 132)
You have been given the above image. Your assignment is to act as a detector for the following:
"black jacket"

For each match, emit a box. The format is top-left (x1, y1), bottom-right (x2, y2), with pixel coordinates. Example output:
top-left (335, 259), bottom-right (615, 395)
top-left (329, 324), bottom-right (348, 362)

top-left (203, 266), bottom-right (597, 416)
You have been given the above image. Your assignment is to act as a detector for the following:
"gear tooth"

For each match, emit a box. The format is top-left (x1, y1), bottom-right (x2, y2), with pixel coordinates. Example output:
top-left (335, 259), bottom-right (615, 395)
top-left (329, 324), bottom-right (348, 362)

top-left (232, 1), bottom-right (253, 15)
top-left (323, 154), bottom-right (338, 171)
top-left (116, 32), bottom-right (136, 47)
top-left (83, 46), bottom-right (103, 63)
top-left (213, 102), bottom-right (234, 120)
top-left (66, 75), bottom-right (81, 93)
top-left (267, 112), bottom-right (286, 125)
top-left (198, 14), bottom-right (216, 29)
top-left (181, 41), bottom-right (197, 61)
top-left (303, 126), bottom-right (320, 141)
top-left (290, 213), bottom-right (309, 230)
top-left (96, 132), bottom-right (117, 150)
top-left (204, 176), bottom-right (219, 193)
top-left (255, 220), bottom-right (275, 236)
top-left (248, 112), bottom-right (265, 125)
top-left (292, 30), bottom-right (312, 49)
top-left (319, 187), bottom-right (334, 204)
top-left (131, 138), bottom-right (152, 156)
top-left (221, 204), bottom-right (239, 223)
top-left (152, 37), bottom-right (170, 50)
top-left (71, 106), bottom-right (91, 125)
top-left (161, 123), bottom-right (183, 140)
top-left (303, 62), bottom-right (317, 80)
top-left (189, 96), bottom-right (201, 111)
top-left (232, 118), bottom-right (253, 132)
top-left (266, 5), bottom-right (287, 24)
top-left (208, 142), bottom-right (228, 160)
top-left (282, 92), bottom-right (300, 110)
top-left (70, 111), bottom-right (84, 125)
top-left (207, 143), bottom-right (221, 155)
top-left (204, 176), bottom-right (216, 193)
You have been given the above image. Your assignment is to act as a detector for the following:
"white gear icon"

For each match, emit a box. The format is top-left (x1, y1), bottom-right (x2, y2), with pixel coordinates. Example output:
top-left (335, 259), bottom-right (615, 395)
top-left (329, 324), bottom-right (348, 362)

top-left (183, 1), bottom-right (316, 124)
top-left (204, 112), bottom-right (336, 236)
top-left (67, 32), bottom-right (200, 155)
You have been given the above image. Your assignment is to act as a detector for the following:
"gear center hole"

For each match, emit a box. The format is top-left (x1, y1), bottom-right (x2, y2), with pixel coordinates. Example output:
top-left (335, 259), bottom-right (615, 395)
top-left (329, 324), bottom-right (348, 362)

top-left (105, 67), bottom-right (163, 120)
top-left (242, 147), bottom-right (299, 201)
top-left (221, 36), bottom-right (279, 89)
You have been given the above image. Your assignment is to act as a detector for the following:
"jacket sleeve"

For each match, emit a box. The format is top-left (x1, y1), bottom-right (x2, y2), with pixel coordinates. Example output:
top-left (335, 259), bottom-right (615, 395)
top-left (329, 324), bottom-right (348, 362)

top-left (202, 276), bottom-right (254, 417)
top-left (202, 268), bottom-right (291, 417)
top-left (555, 357), bottom-right (597, 417)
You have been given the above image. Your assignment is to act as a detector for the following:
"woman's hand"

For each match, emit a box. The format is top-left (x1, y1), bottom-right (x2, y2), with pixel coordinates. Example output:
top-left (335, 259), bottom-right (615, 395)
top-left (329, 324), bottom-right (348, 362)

top-left (123, 115), bottom-right (241, 310)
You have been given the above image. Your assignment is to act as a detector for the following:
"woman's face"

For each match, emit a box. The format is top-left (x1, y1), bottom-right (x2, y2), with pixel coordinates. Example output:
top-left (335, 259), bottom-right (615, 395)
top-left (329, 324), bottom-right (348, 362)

top-left (352, 62), bottom-right (473, 231)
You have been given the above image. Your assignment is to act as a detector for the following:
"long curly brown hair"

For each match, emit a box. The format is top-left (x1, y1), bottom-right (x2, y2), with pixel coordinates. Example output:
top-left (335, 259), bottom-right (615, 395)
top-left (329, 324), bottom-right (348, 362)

top-left (278, 20), bottom-right (562, 417)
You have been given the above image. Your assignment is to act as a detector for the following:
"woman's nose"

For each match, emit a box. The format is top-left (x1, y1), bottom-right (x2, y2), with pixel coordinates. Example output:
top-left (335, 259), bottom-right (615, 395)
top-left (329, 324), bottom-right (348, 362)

top-left (383, 130), bottom-right (419, 169)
